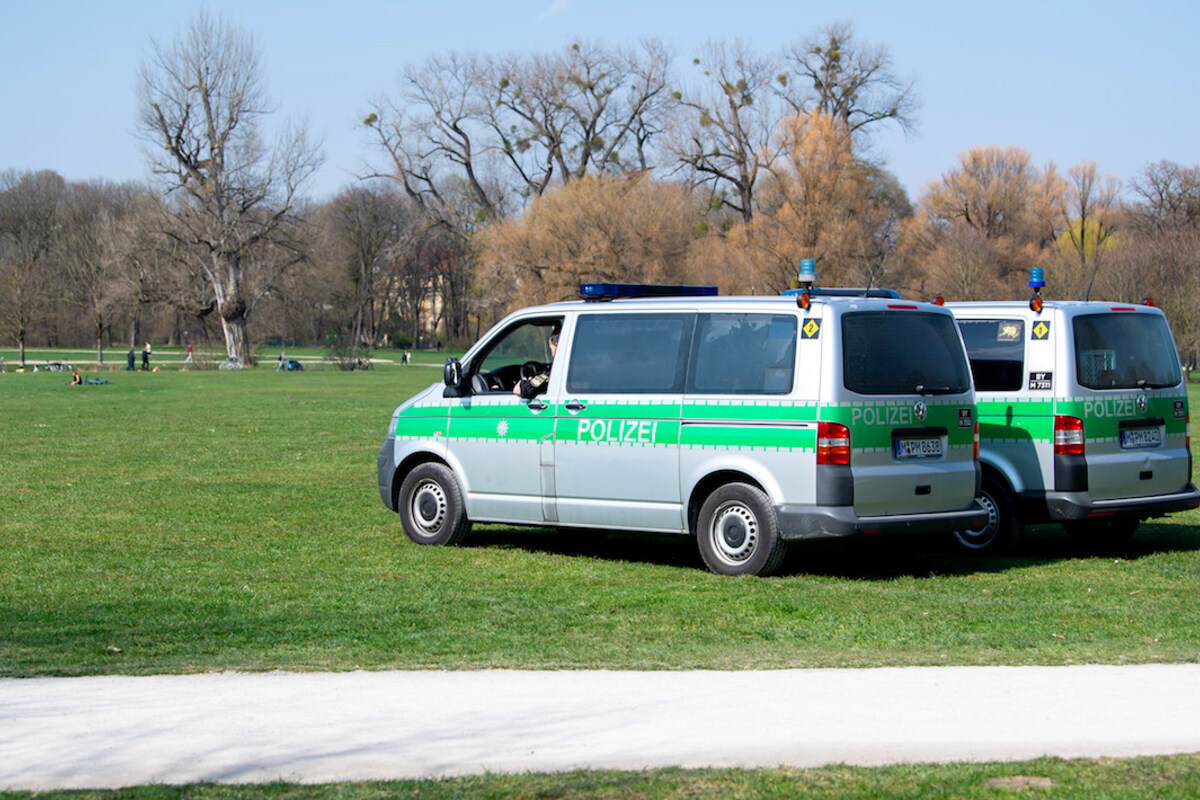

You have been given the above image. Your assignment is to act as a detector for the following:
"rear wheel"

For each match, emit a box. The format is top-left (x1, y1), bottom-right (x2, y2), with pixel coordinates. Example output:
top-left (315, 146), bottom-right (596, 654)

top-left (950, 475), bottom-right (1021, 555)
top-left (1065, 517), bottom-right (1139, 553)
top-left (398, 463), bottom-right (470, 546)
top-left (696, 483), bottom-right (786, 576)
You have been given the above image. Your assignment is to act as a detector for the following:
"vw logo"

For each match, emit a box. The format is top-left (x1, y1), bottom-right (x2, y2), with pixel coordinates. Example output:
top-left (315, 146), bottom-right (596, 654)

top-left (914, 401), bottom-right (927, 421)
top-left (1137, 394), bottom-right (1148, 413)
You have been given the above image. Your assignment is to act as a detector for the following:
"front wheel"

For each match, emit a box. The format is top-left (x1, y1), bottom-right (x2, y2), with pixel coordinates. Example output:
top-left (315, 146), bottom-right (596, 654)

top-left (950, 475), bottom-right (1021, 555)
top-left (696, 483), bottom-right (786, 576)
top-left (398, 463), bottom-right (470, 546)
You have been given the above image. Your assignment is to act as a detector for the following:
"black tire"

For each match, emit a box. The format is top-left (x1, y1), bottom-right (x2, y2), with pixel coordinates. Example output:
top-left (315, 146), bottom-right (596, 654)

top-left (1065, 517), bottom-right (1139, 553)
top-left (696, 483), bottom-right (787, 576)
top-left (397, 463), bottom-right (470, 546)
top-left (950, 474), bottom-right (1021, 555)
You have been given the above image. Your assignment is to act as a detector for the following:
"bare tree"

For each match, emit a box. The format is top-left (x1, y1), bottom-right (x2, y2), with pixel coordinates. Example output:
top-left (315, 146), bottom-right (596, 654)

top-left (56, 181), bottom-right (147, 364)
top-left (671, 39), bottom-right (786, 223)
top-left (365, 40), bottom-right (673, 237)
top-left (778, 21), bottom-right (919, 139)
top-left (1129, 160), bottom-right (1200, 235)
top-left (1058, 161), bottom-right (1120, 300)
top-left (136, 10), bottom-right (321, 364)
top-left (0, 170), bottom-right (65, 365)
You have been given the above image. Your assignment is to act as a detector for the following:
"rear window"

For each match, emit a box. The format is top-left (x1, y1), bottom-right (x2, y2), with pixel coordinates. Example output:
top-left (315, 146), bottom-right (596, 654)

top-left (843, 311), bottom-right (972, 395)
top-left (688, 313), bottom-right (797, 394)
top-left (567, 313), bottom-right (691, 393)
top-left (957, 318), bottom-right (1025, 392)
top-left (1073, 313), bottom-right (1182, 389)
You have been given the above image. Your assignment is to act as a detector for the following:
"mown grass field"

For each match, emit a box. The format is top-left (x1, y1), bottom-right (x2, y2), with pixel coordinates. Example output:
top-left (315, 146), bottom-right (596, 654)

top-left (3, 363), bottom-right (1199, 677)
top-left (3, 361), bottom-right (1199, 797)
top-left (3, 755), bottom-right (1200, 800)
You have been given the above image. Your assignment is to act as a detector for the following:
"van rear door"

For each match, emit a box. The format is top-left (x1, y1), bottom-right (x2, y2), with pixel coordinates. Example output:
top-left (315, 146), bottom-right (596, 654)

top-left (1067, 310), bottom-right (1190, 500)
top-left (835, 308), bottom-right (978, 517)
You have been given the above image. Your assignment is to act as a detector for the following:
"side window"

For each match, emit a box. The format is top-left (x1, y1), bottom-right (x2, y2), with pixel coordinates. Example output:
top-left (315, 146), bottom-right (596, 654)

top-left (566, 313), bottom-right (692, 393)
top-left (473, 318), bottom-right (561, 392)
top-left (688, 313), bottom-right (797, 394)
top-left (956, 318), bottom-right (1025, 392)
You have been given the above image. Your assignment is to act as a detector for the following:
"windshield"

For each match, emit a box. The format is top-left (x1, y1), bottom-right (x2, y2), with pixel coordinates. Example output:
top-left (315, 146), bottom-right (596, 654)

top-left (1073, 313), bottom-right (1182, 389)
top-left (842, 311), bottom-right (973, 396)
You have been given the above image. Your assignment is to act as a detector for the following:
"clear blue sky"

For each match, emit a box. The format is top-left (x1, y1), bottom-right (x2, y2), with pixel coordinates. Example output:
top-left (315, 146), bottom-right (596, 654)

top-left (3, 0), bottom-right (1198, 203)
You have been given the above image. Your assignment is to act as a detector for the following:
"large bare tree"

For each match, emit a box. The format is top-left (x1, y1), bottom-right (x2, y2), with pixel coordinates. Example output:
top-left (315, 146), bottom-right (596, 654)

top-left (136, 11), bottom-right (320, 364)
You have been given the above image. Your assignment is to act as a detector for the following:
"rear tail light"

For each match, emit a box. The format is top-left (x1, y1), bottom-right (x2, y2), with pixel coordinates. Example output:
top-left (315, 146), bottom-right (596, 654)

top-left (1054, 415), bottom-right (1085, 455)
top-left (817, 421), bottom-right (851, 465)
top-left (1187, 413), bottom-right (1191, 452)
top-left (973, 421), bottom-right (980, 460)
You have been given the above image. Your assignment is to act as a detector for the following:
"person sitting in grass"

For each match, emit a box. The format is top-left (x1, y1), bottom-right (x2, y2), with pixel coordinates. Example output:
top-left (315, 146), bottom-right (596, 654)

top-left (69, 369), bottom-right (82, 386)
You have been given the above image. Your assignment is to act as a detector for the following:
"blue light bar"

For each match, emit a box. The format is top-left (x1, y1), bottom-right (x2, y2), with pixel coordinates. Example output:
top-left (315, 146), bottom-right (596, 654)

top-left (579, 283), bottom-right (719, 301)
top-left (1029, 267), bottom-right (1045, 289)
top-left (781, 287), bottom-right (902, 299)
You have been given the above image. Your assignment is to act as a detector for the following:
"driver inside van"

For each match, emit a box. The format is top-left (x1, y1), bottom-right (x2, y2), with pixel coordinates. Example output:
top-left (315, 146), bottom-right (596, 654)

top-left (513, 332), bottom-right (558, 399)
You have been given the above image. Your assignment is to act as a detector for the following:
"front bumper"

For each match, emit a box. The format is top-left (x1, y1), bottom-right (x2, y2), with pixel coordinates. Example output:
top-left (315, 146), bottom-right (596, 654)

top-left (377, 438), bottom-right (397, 511)
top-left (1040, 483), bottom-right (1200, 522)
top-left (776, 501), bottom-right (989, 540)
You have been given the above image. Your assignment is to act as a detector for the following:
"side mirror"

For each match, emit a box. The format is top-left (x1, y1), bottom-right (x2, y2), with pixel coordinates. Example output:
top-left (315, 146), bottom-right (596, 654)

top-left (443, 357), bottom-right (462, 387)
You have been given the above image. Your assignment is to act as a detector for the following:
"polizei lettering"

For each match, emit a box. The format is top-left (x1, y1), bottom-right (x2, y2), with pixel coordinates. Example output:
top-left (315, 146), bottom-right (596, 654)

top-left (577, 419), bottom-right (659, 444)
top-left (851, 406), bottom-right (915, 426)
top-left (1084, 397), bottom-right (1137, 418)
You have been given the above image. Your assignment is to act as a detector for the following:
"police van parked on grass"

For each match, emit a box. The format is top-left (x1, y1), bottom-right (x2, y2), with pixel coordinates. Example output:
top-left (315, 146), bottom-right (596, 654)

top-left (378, 278), bottom-right (987, 576)
top-left (947, 269), bottom-right (1200, 554)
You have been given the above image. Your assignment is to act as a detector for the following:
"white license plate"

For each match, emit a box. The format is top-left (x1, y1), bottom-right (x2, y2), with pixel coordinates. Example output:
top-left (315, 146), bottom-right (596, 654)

top-left (1120, 427), bottom-right (1162, 449)
top-left (894, 437), bottom-right (943, 459)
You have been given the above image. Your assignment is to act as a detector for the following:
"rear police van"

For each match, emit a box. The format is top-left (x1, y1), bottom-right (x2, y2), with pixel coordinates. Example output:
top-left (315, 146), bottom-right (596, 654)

top-left (378, 280), bottom-right (986, 576)
top-left (948, 269), bottom-right (1200, 553)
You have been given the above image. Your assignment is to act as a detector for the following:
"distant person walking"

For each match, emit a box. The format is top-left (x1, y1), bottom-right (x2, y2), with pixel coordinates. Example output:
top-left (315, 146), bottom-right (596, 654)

top-left (126, 349), bottom-right (135, 371)
top-left (403, 350), bottom-right (411, 365)
top-left (184, 343), bottom-right (194, 364)
top-left (142, 341), bottom-right (151, 371)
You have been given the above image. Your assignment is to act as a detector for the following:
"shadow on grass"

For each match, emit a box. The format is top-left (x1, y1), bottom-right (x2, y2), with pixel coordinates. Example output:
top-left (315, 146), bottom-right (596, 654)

top-left (462, 519), bottom-right (1200, 580)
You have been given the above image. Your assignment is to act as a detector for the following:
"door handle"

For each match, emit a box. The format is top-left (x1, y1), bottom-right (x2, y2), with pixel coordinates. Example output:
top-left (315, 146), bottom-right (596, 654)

top-left (565, 400), bottom-right (587, 412)
top-left (528, 399), bottom-right (549, 411)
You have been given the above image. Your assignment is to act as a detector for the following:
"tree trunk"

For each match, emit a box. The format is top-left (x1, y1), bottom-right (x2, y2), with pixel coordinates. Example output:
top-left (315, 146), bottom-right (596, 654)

top-left (221, 314), bottom-right (251, 365)
top-left (95, 318), bottom-right (104, 366)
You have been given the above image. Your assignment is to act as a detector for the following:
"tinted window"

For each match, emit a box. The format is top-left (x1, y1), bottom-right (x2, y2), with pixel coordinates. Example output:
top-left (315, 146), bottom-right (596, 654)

top-left (1073, 313), bottom-right (1182, 389)
top-left (689, 313), bottom-right (797, 394)
top-left (567, 313), bottom-right (692, 393)
top-left (843, 311), bottom-right (972, 395)
top-left (957, 318), bottom-right (1025, 391)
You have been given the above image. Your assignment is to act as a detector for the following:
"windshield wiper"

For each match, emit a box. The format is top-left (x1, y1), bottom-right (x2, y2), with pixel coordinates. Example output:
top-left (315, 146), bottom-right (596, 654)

top-left (914, 384), bottom-right (955, 395)
top-left (1137, 379), bottom-right (1175, 390)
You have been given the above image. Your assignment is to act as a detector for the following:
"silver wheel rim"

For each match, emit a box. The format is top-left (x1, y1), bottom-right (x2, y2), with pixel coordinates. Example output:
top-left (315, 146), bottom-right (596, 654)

top-left (955, 491), bottom-right (998, 550)
top-left (709, 501), bottom-right (758, 565)
top-left (410, 479), bottom-right (447, 535)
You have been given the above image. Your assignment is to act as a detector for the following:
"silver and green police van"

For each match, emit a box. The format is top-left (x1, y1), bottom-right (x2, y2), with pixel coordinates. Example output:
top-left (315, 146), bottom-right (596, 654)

top-left (378, 282), bottom-right (987, 576)
top-left (948, 273), bottom-right (1199, 553)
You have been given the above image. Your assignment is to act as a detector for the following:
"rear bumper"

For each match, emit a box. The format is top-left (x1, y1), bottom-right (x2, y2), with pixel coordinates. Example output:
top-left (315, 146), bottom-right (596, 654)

top-left (776, 501), bottom-right (989, 540)
top-left (1038, 483), bottom-right (1200, 522)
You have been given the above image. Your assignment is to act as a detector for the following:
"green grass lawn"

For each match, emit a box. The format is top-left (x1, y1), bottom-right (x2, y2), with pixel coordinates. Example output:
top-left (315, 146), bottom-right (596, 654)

top-left (3, 756), bottom-right (1200, 799)
top-left (2, 367), bottom-right (1199, 677)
